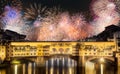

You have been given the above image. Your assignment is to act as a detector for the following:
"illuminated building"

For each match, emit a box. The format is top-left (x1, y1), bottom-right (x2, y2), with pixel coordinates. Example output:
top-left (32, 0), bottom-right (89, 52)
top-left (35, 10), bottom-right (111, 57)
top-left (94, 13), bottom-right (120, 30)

top-left (0, 39), bottom-right (119, 67)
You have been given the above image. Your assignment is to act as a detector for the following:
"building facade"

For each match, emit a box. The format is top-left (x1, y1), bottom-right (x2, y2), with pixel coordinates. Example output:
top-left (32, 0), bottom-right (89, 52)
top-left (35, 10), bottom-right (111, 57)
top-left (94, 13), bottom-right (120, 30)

top-left (0, 40), bottom-right (120, 66)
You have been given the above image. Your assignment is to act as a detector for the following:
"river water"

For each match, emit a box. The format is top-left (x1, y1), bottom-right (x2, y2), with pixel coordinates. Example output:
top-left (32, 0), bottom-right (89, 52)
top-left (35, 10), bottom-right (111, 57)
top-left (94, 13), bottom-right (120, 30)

top-left (0, 57), bottom-right (120, 74)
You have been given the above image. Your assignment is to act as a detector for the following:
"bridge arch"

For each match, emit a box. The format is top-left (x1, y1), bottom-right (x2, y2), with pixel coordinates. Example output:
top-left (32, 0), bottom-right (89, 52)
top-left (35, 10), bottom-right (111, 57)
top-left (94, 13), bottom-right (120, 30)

top-left (86, 56), bottom-right (115, 64)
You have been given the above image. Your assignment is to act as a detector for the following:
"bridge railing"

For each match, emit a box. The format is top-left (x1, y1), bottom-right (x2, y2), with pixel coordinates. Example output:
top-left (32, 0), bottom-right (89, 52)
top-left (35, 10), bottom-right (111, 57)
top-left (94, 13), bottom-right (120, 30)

top-left (79, 50), bottom-right (114, 57)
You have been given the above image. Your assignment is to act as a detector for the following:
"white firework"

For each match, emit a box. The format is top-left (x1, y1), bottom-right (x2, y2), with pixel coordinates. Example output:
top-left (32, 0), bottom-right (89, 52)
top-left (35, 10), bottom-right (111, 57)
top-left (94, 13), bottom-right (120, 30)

top-left (91, 0), bottom-right (120, 35)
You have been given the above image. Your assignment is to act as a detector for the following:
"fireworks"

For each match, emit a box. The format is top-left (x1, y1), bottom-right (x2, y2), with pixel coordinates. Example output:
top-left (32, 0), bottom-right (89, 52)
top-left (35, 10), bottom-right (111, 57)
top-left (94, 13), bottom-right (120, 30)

top-left (0, 0), bottom-right (22, 14)
top-left (0, 0), bottom-right (119, 41)
top-left (2, 6), bottom-right (21, 26)
top-left (114, 0), bottom-right (120, 14)
top-left (58, 13), bottom-right (92, 41)
top-left (24, 3), bottom-right (48, 24)
top-left (35, 7), bottom-right (63, 41)
top-left (37, 24), bottom-right (63, 41)
top-left (25, 6), bottom-right (63, 41)
top-left (1, 5), bottom-right (31, 39)
top-left (27, 6), bottom-right (92, 41)
top-left (91, 0), bottom-right (120, 35)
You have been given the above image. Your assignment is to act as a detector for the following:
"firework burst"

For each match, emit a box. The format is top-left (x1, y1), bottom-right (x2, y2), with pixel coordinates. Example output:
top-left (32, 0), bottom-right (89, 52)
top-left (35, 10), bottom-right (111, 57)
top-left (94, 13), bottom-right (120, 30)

top-left (58, 13), bottom-right (92, 41)
top-left (91, 0), bottom-right (116, 16)
top-left (0, 0), bottom-right (22, 14)
top-left (0, 0), bottom-right (119, 41)
top-left (35, 7), bottom-right (63, 41)
top-left (23, 3), bottom-right (49, 40)
top-left (37, 24), bottom-right (63, 41)
top-left (24, 3), bottom-right (48, 24)
top-left (1, 6), bottom-right (30, 37)
top-left (27, 6), bottom-right (93, 41)
top-left (114, 0), bottom-right (120, 14)
top-left (91, 0), bottom-right (120, 35)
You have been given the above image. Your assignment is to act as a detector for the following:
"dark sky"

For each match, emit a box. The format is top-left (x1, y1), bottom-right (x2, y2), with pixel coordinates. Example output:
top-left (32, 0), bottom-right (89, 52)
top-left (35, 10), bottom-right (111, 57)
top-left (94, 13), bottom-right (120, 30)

top-left (22, 0), bottom-right (92, 12)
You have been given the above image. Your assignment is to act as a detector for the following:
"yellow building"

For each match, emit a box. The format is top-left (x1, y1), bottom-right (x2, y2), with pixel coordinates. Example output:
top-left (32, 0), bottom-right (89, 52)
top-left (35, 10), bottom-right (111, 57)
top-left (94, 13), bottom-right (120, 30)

top-left (7, 41), bottom-right (117, 57)
top-left (9, 42), bottom-right (78, 57)
top-left (79, 42), bottom-right (116, 56)
top-left (9, 42), bottom-right (50, 57)
top-left (0, 40), bottom-right (119, 66)
top-left (0, 46), bottom-right (6, 62)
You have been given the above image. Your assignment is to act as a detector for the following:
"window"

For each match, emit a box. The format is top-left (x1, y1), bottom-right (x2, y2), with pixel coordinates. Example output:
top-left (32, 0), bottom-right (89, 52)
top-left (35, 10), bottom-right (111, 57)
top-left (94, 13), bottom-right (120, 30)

top-left (108, 53), bottom-right (112, 55)
top-left (52, 48), bottom-right (56, 52)
top-left (27, 53), bottom-right (29, 55)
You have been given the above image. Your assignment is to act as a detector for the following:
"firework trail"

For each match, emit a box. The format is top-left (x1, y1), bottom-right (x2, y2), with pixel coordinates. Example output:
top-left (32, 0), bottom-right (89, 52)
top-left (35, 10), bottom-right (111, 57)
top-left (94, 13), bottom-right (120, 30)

top-left (24, 4), bottom-right (50, 40)
top-left (34, 11), bottom-right (92, 41)
top-left (24, 4), bottom-right (93, 41)
top-left (91, 0), bottom-right (120, 35)
top-left (58, 13), bottom-right (92, 41)
top-left (24, 3), bottom-right (48, 26)
top-left (0, 0), bottom-right (28, 37)
top-left (37, 24), bottom-right (63, 41)
top-left (35, 7), bottom-right (63, 41)
top-left (114, 0), bottom-right (120, 14)
top-left (24, 4), bottom-right (65, 41)
top-left (0, 1), bottom-right (120, 41)
top-left (0, 0), bottom-right (22, 14)
top-left (1, 5), bottom-right (31, 40)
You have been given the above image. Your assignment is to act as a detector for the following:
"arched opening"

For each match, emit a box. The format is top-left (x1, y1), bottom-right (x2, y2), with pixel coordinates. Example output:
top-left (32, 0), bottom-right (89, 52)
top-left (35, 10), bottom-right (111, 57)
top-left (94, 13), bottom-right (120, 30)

top-left (85, 57), bottom-right (116, 74)
top-left (88, 57), bottom-right (115, 66)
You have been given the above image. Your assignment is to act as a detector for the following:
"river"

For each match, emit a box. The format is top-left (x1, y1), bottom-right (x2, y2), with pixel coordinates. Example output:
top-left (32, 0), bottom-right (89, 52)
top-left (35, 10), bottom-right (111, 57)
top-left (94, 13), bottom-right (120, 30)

top-left (0, 57), bottom-right (119, 74)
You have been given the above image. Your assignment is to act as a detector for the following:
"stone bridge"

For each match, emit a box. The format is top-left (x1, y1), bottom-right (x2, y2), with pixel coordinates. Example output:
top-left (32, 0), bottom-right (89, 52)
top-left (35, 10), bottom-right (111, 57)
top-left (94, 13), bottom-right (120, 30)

top-left (0, 41), bottom-right (119, 66)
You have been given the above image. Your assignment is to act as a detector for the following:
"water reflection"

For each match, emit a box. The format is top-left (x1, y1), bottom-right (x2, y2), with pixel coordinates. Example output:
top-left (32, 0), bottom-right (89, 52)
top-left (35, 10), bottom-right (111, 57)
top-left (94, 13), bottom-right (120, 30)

top-left (14, 65), bottom-right (18, 74)
top-left (46, 57), bottom-right (77, 67)
top-left (100, 64), bottom-right (103, 74)
top-left (85, 61), bottom-right (116, 74)
top-left (45, 57), bottom-right (77, 74)
top-left (85, 61), bottom-right (96, 74)
top-left (0, 57), bottom-right (119, 74)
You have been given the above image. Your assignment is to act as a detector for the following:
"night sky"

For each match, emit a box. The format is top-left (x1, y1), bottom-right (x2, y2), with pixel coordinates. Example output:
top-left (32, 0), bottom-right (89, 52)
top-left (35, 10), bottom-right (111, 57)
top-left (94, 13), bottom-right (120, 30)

top-left (0, 0), bottom-right (119, 41)
top-left (21, 0), bottom-right (92, 12)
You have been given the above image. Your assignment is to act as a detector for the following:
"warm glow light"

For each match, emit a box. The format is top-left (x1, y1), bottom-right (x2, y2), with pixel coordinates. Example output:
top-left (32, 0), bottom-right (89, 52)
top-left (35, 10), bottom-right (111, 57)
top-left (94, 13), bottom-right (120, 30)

top-left (46, 62), bottom-right (48, 74)
top-left (69, 68), bottom-right (72, 74)
top-left (11, 60), bottom-right (21, 64)
top-left (15, 65), bottom-right (18, 74)
top-left (50, 68), bottom-right (53, 74)
top-left (100, 58), bottom-right (105, 63)
top-left (28, 63), bottom-right (32, 74)
top-left (85, 61), bottom-right (95, 74)
top-left (23, 64), bottom-right (26, 74)
top-left (100, 64), bottom-right (104, 74)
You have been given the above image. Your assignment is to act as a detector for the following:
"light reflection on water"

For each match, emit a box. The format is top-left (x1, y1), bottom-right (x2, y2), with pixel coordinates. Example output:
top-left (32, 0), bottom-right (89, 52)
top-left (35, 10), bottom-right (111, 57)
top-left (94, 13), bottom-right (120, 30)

top-left (46, 57), bottom-right (77, 67)
top-left (85, 61), bottom-right (116, 74)
top-left (85, 61), bottom-right (96, 74)
top-left (45, 57), bottom-right (77, 74)
top-left (0, 57), bottom-right (119, 74)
